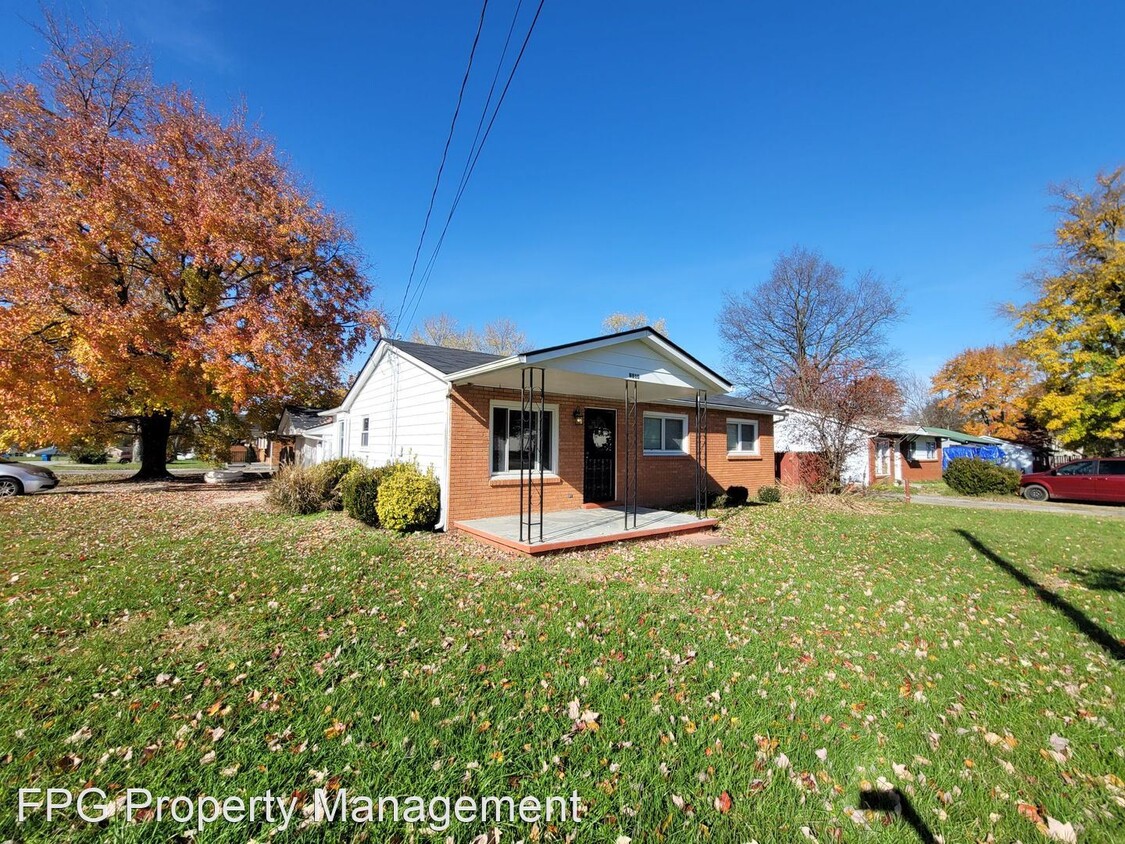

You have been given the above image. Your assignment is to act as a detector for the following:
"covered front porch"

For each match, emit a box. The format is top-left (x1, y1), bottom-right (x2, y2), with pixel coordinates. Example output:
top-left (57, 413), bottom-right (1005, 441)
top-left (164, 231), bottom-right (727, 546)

top-left (454, 505), bottom-right (719, 556)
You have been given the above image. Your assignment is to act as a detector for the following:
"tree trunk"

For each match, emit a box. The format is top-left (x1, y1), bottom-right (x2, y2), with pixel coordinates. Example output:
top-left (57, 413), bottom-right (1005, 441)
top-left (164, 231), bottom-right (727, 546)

top-left (131, 411), bottom-right (174, 481)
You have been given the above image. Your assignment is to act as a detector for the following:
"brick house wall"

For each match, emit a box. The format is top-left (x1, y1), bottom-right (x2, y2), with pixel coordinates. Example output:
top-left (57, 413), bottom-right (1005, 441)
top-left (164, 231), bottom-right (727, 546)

top-left (448, 385), bottom-right (775, 523)
top-left (867, 438), bottom-right (943, 485)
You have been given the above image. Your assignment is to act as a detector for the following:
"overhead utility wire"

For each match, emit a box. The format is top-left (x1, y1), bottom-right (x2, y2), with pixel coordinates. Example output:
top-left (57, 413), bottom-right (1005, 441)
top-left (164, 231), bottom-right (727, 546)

top-left (400, 0), bottom-right (547, 337)
top-left (392, 0), bottom-right (491, 337)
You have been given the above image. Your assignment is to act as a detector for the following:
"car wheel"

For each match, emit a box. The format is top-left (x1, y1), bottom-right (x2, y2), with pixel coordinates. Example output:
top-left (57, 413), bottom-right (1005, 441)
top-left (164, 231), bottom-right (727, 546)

top-left (0, 477), bottom-right (22, 497)
top-left (1023, 484), bottom-right (1049, 502)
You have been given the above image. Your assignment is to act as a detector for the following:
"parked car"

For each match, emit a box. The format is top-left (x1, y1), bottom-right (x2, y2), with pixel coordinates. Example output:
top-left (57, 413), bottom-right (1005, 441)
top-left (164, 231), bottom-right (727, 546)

top-left (1020, 457), bottom-right (1125, 503)
top-left (0, 457), bottom-right (60, 496)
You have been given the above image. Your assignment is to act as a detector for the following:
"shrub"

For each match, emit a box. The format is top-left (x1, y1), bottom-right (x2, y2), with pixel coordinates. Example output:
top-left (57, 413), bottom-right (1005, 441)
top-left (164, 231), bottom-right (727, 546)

top-left (340, 466), bottom-right (385, 526)
top-left (313, 457), bottom-right (364, 511)
top-left (725, 485), bottom-right (750, 507)
top-left (267, 466), bottom-right (324, 515)
top-left (67, 438), bottom-right (108, 464)
top-left (758, 485), bottom-right (781, 503)
top-left (943, 457), bottom-right (1021, 496)
top-left (376, 462), bottom-right (440, 532)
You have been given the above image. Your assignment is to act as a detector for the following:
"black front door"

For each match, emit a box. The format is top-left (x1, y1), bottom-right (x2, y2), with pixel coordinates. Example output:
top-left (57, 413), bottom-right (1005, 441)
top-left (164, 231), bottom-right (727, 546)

top-left (583, 408), bottom-right (616, 503)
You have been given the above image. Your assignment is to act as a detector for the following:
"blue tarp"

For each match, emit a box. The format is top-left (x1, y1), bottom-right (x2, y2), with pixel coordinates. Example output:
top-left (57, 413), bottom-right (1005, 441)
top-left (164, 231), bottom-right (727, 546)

top-left (942, 444), bottom-right (1005, 470)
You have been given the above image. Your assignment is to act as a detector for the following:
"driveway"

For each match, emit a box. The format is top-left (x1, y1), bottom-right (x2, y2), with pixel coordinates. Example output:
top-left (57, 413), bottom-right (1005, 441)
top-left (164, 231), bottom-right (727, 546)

top-left (897, 493), bottom-right (1125, 519)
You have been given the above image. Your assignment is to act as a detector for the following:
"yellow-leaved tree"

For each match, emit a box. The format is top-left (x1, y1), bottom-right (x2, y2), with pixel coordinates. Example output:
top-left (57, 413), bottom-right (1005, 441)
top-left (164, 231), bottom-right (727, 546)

top-left (1013, 168), bottom-right (1125, 454)
top-left (930, 345), bottom-right (1033, 440)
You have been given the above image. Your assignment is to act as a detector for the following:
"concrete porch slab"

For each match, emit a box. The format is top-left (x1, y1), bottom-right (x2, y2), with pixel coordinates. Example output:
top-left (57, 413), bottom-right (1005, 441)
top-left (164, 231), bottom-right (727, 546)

top-left (454, 505), bottom-right (718, 556)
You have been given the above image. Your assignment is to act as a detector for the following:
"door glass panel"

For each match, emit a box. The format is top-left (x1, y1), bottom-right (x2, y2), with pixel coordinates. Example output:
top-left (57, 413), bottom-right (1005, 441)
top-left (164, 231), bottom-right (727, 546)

top-left (1099, 460), bottom-right (1125, 475)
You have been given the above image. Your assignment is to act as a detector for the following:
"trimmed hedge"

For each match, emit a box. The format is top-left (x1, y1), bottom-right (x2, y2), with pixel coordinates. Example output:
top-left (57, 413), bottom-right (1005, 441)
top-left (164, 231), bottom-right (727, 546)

top-left (725, 485), bottom-right (750, 507)
top-left (376, 462), bottom-right (440, 532)
top-left (943, 457), bottom-right (1021, 496)
top-left (758, 485), bottom-right (781, 504)
top-left (340, 466), bottom-right (385, 526)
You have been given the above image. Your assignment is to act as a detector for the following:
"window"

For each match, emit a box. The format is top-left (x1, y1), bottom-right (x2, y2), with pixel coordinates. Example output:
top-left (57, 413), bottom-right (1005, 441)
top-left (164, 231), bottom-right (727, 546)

top-left (726, 419), bottom-right (759, 455)
top-left (643, 413), bottom-right (688, 455)
top-left (360, 417), bottom-right (370, 448)
top-left (1100, 460), bottom-right (1125, 475)
top-left (907, 439), bottom-right (937, 460)
top-left (491, 404), bottom-right (556, 474)
top-left (338, 421), bottom-right (345, 458)
top-left (1057, 460), bottom-right (1096, 476)
top-left (875, 439), bottom-right (891, 476)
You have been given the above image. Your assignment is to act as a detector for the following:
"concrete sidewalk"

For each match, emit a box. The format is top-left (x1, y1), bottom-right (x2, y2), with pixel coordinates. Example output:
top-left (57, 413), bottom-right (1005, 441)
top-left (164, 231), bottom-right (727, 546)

top-left (889, 493), bottom-right (1125, 519)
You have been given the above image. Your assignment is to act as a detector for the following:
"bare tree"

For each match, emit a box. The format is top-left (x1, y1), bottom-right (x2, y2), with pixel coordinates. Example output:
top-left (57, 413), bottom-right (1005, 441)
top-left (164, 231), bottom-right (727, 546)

top-left (718, 247), bottom-right (904, 402)
top-left (900, 372), bottom-right (967, 429)
top-left (783, 361), bottom-right (902, 491)
top-left (603, 312), bottom-right (668, 336)
top-left (410, 313), bottom-right (526, 356)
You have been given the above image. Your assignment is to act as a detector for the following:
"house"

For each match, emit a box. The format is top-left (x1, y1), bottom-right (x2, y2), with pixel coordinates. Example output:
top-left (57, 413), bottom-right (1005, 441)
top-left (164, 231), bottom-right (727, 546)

top-left (926, 427), bottom-right (1036, 473)
top-left (313, 327), bottom-right (784, 553)
top-left (271, 406), bottom-right (336, 467)
top-left (773, 408), bottom-right (943, 487)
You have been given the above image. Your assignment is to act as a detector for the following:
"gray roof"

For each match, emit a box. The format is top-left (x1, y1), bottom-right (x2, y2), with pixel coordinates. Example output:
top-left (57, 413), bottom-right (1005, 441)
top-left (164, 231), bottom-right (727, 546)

top-left (283, 406), bottom-right (330, 433)
top-left (665, 394), bottom-right (783, 415)
top-left (707, 394), bottom-right (785, 414)
top-left (386, 339), bottom-right (504, 374)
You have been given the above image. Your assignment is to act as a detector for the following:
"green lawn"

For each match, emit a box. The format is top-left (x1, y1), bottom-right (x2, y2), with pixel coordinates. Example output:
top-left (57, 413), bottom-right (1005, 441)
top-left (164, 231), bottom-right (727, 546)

top-left (1, 487), bottom-right (1123, 842)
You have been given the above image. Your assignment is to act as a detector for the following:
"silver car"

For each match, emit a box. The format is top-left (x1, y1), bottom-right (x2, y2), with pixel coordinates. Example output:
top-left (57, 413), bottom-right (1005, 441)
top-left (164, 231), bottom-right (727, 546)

top-left (0, 457), bottom-right (59, 496)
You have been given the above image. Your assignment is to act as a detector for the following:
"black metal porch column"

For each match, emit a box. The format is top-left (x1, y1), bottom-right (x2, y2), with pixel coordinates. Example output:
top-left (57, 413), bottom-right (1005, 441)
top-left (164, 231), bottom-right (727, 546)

top-left (694, 390), bottom-right (708, 518)
top-left (623, 379), bottom-right (639, 530)
top-left (519, 366), bottom-right (546, 544)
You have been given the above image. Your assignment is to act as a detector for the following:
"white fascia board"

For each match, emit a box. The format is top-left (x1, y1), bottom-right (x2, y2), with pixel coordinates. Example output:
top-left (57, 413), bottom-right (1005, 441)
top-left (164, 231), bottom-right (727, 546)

top-left (327, 340), bottom-right (454, 416)
top-left (448, 331), bottom-right (732, 394)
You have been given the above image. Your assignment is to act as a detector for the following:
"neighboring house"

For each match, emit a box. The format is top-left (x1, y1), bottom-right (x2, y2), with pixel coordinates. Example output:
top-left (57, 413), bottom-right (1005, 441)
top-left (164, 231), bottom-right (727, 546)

top-left (271, 406), bottom-right (335, 467)
top-left (926, 427), bottom-right (1037, 473)
top-left (313, 328), bottom-right (784, 541)
top-left (774, 408), bottom-right (943, 487)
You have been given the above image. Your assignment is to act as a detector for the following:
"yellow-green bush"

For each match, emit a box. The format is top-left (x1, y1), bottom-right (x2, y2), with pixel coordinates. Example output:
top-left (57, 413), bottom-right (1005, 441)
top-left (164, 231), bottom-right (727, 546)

top-left (375, 462), bottom-right (440, 532)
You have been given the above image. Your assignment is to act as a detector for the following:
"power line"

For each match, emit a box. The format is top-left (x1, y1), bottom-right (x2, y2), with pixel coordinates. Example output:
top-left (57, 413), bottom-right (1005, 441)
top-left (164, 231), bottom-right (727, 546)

top-left (392, 0), bottom-right (491, 337)
top-left (400, 0), bottom-right (547, 338)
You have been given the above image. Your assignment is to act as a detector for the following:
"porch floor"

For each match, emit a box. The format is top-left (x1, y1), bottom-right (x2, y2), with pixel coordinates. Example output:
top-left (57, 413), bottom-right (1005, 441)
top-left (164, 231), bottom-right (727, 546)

top-left (454, 506), bottom-right (719, 556)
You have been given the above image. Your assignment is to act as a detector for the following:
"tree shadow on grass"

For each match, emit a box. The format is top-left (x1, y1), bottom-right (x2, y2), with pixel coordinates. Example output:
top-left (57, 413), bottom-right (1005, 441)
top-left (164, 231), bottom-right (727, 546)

top-left (859, 789), bottom-right (937, 843)
top-left (955, 529), bottom-right (1125, 662)
top-left (1063, 566), bottom-right (1125, 593)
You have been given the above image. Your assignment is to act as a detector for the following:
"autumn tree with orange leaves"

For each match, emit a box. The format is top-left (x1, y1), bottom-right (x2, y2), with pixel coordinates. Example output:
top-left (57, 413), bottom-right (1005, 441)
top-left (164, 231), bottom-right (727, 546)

top-left (0, 19), bottom-right (376, 478)
top-left (930, 345), bottom-right (1034, 440)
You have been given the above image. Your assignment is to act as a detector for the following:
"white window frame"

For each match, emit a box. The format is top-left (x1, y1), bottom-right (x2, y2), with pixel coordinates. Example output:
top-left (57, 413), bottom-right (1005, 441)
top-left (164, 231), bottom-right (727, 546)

top-left (908, 438), bottom-right (936, 461)
top-left (875, 438), bottom-right (891, 476)
top-left (726, 418), bottom-right (760, 456)
top-left (642, 412), bottom-right (690, 456)
top-left (338, 420), bottom-right (346, 458)
top-left (360, 416), bottom-right (370, 448)
top-left (489, 400), bottom-right (560, 477)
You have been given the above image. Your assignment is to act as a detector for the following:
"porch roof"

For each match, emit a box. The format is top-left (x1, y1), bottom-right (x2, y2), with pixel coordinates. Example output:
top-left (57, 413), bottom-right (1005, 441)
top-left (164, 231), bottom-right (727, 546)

top-left (448, 327), bottom-right (734, 401)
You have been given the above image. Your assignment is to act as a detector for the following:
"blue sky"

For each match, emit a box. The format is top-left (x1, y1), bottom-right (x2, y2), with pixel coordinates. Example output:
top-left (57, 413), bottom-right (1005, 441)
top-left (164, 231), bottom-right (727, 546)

top-left (3, 1), bottom-right (1123, 382)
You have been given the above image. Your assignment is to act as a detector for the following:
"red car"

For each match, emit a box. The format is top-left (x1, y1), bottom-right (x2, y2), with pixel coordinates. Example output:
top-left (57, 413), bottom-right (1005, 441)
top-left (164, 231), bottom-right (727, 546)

top-left (1021, 457), bottom-right (1125, 503)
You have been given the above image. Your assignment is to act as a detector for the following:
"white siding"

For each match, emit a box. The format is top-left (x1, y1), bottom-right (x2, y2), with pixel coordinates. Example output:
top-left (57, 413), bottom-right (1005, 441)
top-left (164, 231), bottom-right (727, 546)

top-left (339, 348), bottom-right (449, 480)
top-left (773, 411), bottom-right (872, 486)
